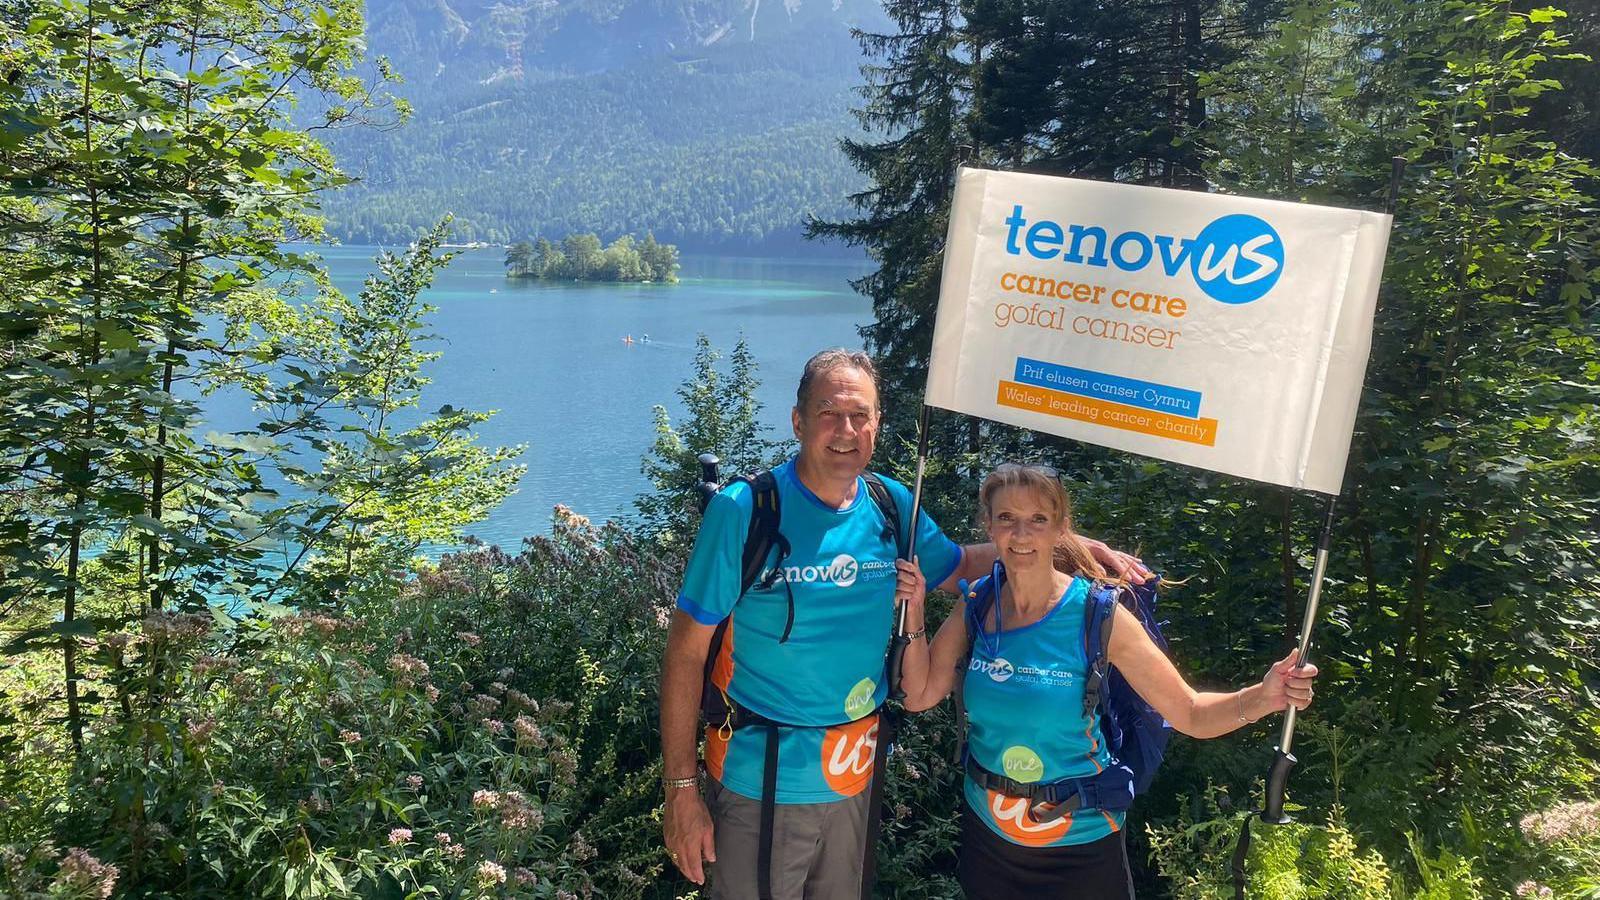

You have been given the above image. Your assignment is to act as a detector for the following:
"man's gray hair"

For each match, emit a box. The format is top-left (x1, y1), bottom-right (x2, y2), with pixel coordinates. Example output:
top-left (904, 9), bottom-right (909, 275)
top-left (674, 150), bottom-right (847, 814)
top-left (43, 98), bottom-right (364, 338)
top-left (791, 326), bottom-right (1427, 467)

top-left (796, 348), bottom-right (880, 412)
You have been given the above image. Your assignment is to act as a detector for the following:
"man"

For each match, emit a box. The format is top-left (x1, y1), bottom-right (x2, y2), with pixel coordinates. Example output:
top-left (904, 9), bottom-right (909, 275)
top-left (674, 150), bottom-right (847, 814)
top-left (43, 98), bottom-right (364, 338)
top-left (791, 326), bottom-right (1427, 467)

top-left (660, 349), bottom-right (1145, 898)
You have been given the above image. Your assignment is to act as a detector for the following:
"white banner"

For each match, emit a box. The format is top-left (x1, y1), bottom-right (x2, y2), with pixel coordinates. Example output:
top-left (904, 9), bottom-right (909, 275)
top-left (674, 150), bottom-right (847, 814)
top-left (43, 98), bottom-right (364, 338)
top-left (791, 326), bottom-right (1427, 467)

top-left (926, 168), bottom-right (1392, 494)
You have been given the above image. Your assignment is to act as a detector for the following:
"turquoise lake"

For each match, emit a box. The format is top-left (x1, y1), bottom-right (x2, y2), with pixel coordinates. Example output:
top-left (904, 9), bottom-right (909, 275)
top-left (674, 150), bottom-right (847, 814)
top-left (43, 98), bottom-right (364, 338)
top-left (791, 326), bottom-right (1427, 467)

top-left (280, 245), bottom-right (874, 549)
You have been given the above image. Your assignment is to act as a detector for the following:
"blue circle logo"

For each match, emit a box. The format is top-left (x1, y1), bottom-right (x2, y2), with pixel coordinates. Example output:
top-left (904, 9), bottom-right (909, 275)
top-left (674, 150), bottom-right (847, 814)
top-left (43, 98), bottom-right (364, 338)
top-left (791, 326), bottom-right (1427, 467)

top-left (1189, 214), bottom-right (1284, 305)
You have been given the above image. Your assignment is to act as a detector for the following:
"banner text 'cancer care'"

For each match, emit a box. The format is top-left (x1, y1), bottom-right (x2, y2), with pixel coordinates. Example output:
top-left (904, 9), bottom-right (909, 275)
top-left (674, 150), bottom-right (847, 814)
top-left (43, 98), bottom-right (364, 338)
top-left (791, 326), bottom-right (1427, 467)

top-left (992, 204), bottom-right (1284, 351)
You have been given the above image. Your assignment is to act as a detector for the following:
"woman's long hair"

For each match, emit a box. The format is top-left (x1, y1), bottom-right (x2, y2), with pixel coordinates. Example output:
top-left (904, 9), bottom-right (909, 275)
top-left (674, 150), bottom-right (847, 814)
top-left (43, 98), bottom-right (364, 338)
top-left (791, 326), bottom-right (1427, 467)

top-left (977, 463), bottom-right (1109, 581)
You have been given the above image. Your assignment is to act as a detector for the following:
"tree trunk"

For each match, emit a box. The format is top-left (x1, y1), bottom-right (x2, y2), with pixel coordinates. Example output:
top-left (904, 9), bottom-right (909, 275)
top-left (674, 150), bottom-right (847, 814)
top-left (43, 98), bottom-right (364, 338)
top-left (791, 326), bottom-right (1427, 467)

top-left (63, 0), bottom-right (104, 755)
top-left (150, 11), bottom-right (203, 612)
top-left (1180, 0), bottom-right (1207, 187)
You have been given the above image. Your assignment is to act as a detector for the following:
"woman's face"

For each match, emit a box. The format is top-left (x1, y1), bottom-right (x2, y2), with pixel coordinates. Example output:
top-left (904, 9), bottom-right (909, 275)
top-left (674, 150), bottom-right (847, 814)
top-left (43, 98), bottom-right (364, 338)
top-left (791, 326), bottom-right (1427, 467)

top-left (984, 484), bottom-right (1066, 573)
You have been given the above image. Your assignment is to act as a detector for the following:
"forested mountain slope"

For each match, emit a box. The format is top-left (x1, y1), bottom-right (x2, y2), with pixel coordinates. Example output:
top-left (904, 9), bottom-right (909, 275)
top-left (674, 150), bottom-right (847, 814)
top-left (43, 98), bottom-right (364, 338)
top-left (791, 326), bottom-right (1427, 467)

top-left (323, 0), bottom-right (882, 249)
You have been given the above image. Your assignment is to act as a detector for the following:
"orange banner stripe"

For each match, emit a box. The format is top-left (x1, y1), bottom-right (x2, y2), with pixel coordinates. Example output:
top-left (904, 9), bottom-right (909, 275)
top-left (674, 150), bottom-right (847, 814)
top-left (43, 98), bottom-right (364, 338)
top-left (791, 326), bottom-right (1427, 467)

top-left (996, 381), bottom-right (1219, 447)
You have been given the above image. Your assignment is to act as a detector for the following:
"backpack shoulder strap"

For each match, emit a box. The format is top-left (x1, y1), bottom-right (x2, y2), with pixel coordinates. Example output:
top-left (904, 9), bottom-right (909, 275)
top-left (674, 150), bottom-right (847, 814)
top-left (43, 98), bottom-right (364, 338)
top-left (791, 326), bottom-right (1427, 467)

top-left (964, 575), bottom-right (997, 639)
top-left (737, 470), bottom-right (784, 598)
top-left (952, 565), bottom-right (1003, 764)
top-left (703, 470), bottom-right (787, 726)
top-left (1081, 581), bottom-right (1122, 717)
top-left (860, 471), bottom-right (906, 560)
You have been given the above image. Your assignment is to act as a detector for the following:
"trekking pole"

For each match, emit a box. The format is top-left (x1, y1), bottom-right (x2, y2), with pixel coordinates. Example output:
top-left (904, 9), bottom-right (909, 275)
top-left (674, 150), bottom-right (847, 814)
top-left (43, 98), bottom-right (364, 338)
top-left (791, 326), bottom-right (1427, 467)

top-left (888, 404), bottom-right (932, 701)
top-left (1232, 156), bottom-right (1405, 898)
top-left (1261, 155), bottom-right (1405, 824)
top-left (1231, 493), bottom-right (1336, 895)
top-left (890, 150), bottom-right (973, 699)
top-left (868, 153), bottom-right (975, 900)
top-left (1260, 493), bottom-right (1334, 821)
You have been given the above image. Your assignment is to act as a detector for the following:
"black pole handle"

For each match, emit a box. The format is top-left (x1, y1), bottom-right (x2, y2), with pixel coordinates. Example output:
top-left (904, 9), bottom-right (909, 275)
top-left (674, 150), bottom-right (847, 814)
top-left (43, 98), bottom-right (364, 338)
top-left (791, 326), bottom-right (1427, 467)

top-left (694, 453), bottom-right (720, 514)
top-left (887, 636), bottom-right (909, 702)
top-left (1387, 156), bottom-right (1406, 214)
top-left (1261, 748), bottom-right (1297, 824)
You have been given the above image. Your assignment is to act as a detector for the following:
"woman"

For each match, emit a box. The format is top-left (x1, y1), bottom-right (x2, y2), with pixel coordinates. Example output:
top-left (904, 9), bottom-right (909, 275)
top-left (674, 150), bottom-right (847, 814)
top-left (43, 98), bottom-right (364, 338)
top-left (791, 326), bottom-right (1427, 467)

top-left (894, 463), bottom-right (1318, 899)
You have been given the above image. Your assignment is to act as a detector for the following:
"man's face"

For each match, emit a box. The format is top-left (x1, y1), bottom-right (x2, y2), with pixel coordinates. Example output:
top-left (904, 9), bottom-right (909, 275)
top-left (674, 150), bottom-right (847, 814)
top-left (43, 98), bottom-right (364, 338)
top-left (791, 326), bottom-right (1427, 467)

top-left (793, 366), bottom-right (880, 483)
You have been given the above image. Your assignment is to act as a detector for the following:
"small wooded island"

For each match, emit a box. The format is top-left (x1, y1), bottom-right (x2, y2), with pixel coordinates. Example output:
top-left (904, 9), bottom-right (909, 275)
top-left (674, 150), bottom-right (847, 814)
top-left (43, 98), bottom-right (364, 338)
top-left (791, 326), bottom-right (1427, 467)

top-left (504, 233), bottom-right (680, 283)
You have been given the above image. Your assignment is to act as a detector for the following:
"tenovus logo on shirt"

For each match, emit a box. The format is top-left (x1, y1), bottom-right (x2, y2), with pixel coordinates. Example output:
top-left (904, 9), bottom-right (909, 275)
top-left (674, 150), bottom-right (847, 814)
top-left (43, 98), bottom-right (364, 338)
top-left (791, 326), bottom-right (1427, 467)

top-left (970, 656), bottom-right (1015, 683)
top-left (783, 554), bottom-right (858, 588)
top-left (843, 678), bottom-right (877, 719)
top-left (1001, 745), bottom-right (1045, 784)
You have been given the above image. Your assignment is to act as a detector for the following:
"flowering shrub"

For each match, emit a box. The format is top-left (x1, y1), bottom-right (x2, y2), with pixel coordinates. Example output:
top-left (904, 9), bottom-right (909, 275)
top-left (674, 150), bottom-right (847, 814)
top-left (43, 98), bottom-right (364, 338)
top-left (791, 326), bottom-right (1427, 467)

top-left (392, 508), bottom-right (681, 896)
top-left (7, 603), bottom-right (598, 898)
top-left (1514, 799), bottom-right (1600, 899)
top-left (0, 844), bottom-right (120, 899)
top-left (0, 505), bottom-right (686, 898)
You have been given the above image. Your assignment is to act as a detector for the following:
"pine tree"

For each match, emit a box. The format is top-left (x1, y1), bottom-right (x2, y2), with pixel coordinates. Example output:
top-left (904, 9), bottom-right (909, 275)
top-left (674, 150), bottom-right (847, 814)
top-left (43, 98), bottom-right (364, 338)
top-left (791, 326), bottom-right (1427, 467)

top-left (635, 336), bottom-right (781, 551)
top-left (806, 0), bottom-right (991, 525)
top-left (967, 0), bottom-right (1282, 185)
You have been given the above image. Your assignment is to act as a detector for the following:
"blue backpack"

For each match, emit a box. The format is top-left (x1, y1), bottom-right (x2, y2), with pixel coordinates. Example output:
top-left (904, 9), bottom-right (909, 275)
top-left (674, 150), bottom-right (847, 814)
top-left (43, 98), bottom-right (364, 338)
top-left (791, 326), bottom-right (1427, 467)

top-left (953, 562), bottom-right (1173, 815)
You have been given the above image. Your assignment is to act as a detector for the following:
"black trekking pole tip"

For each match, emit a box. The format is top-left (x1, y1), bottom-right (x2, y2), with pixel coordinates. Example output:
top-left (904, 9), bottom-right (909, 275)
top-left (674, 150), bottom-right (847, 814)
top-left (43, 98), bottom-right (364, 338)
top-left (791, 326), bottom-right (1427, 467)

top-left (1259, 748), bottom-right (1297, 825)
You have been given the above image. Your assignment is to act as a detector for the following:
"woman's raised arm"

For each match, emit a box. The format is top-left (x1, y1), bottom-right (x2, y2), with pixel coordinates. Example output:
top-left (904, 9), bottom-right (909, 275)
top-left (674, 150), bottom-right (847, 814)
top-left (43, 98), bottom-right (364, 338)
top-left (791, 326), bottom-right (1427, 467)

top-left (1106, 604), bottom-right (1318, 739)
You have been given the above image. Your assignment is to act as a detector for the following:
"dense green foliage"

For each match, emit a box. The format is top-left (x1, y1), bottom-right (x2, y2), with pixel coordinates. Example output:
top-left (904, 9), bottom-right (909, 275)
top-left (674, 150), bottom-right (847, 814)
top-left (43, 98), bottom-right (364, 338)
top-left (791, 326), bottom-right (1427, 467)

top-left (319, 6), bottom-right (874, 251)
top-left (814, 0), bottom-right (1600, 895)
top-left (0, 0), bottom-right (520, 890)
top-left (505, 234), bottom-right (680, 284)
top-left (0, 516), bottom-right (676, 899)
top-left (0, 0), bottom-right (505, 754)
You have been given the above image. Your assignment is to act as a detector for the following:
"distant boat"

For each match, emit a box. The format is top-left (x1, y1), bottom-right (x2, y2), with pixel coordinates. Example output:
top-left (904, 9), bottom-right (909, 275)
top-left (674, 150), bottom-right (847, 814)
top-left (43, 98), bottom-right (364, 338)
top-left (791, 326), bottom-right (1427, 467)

top-left (622, 335), bottom-right (634, 345)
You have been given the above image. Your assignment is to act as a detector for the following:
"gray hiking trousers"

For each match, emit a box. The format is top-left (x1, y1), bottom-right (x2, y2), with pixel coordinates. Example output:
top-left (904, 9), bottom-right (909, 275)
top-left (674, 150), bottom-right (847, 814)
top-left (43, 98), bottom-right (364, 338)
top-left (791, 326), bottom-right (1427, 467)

top-left (705, 777), bottom-right (872, 900)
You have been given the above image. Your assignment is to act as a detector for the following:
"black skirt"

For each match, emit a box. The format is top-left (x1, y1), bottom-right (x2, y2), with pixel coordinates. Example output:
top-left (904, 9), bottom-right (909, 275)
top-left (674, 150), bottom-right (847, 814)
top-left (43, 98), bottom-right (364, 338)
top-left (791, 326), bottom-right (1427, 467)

top-left (957, 798), bottom-right (1136, 899)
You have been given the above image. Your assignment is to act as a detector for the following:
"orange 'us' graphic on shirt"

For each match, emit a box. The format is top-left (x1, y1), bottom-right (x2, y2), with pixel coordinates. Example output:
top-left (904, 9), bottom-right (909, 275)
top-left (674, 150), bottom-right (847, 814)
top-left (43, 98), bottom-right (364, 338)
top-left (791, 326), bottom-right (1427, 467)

top-left (820, 715), bottom-right (878, 797)
top-left (985, 789), bottom-right (1076, 847)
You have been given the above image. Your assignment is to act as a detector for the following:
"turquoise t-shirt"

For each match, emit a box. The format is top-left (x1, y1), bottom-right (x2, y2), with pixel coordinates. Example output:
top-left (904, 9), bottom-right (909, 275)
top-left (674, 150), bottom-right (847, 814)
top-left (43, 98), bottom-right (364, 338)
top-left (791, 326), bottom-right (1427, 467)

top-left (677, 460), bottom-right (962, 803)
top-left (961, 573), bottom-right (1126, 847)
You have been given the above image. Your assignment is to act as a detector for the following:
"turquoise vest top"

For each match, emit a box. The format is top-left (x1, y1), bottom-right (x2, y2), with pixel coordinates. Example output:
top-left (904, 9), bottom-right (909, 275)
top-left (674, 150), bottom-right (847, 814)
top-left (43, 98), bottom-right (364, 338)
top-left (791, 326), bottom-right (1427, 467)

top-left (961, 574), bottom-right (1126, 847)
